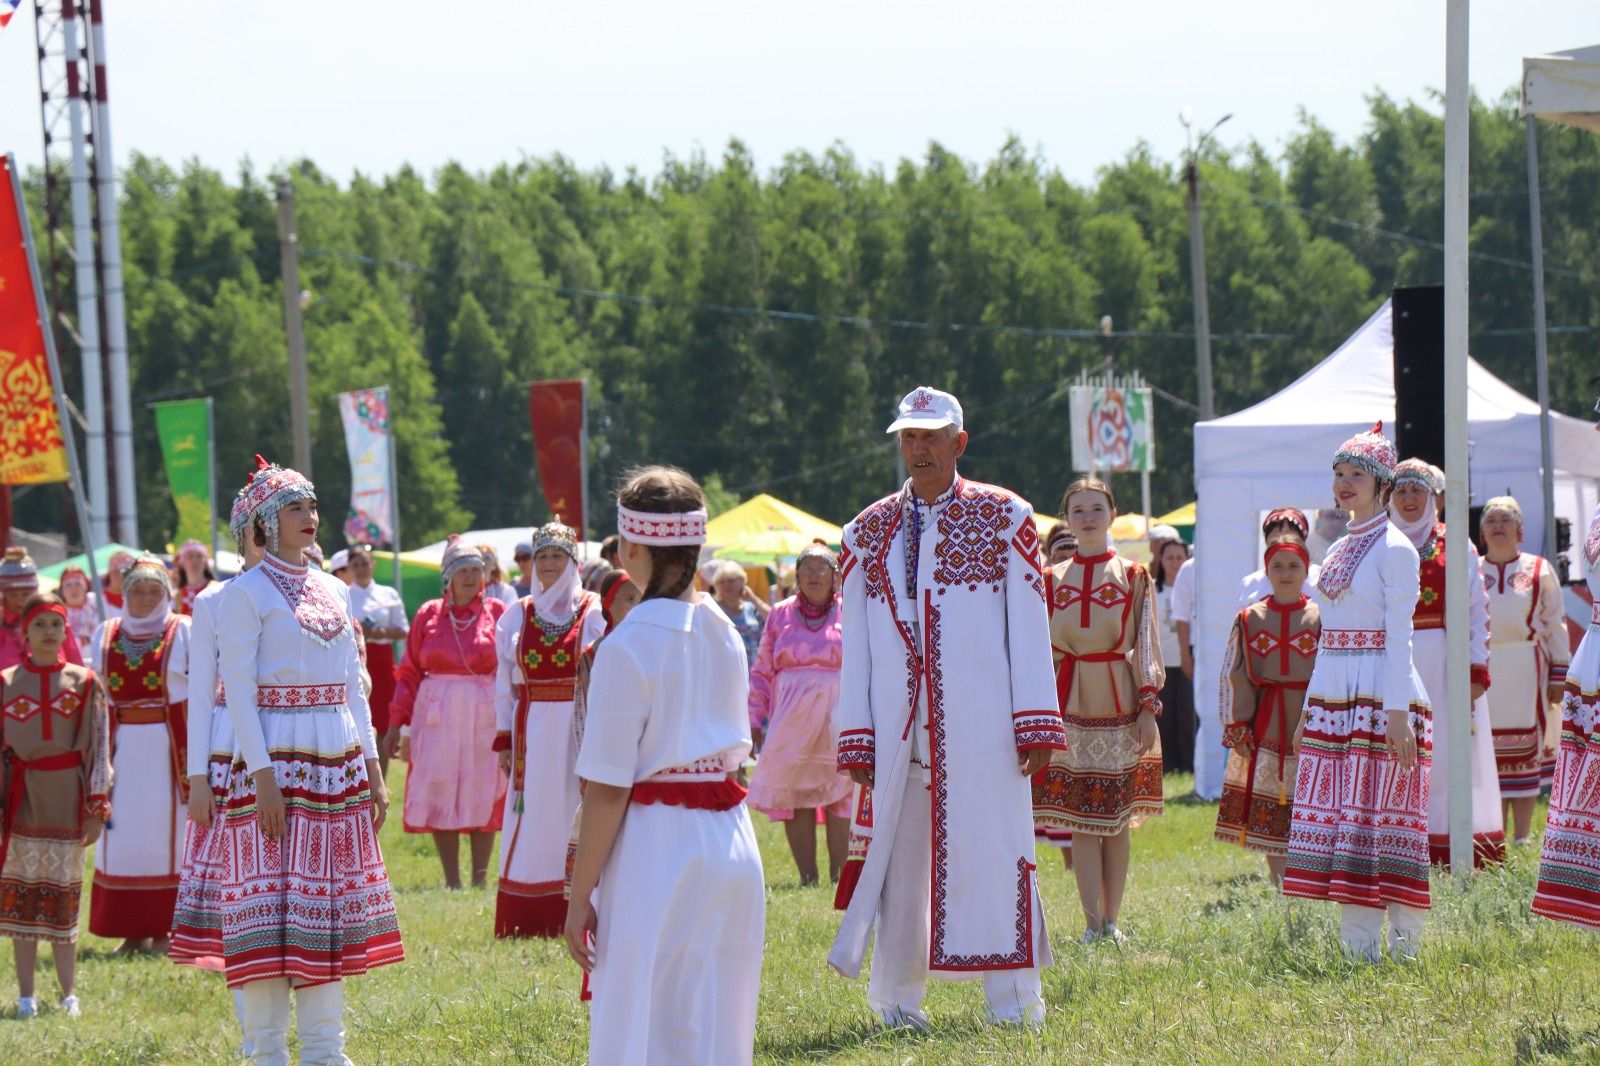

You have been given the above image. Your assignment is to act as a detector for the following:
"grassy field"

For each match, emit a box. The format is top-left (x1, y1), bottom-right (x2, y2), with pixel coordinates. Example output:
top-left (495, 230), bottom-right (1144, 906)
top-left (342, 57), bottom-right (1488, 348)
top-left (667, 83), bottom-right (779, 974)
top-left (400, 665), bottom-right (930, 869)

top-left (3, 768), bottom-right (1599, 1064)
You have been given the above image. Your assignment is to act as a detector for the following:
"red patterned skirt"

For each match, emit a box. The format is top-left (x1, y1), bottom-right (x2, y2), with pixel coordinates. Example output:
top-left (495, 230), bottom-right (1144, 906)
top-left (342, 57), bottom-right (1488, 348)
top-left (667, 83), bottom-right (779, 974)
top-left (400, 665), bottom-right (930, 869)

top-left (169, 705), bottom-right (404, 987)
top-left (1032, 711), bottom-right (1163, 838)
top-left (1534, 654), bottom-right (1600, 929)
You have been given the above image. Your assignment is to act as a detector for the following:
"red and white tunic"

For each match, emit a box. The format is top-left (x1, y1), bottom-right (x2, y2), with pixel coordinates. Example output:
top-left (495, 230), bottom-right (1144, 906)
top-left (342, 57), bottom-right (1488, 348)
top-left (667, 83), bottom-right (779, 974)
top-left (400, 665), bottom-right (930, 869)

top-left (169, 551), bottom-right (403, 987)
top-left (1534, 505), bottom-right (1600, 929)
top-left (1408, 523), bottom-right (1503, 866)
top-left (829, 477), bottom-right (1061, 982)
top-left (1483, 551), bottom-right (1569, 799)
top-left (88, 614), bottom-right (191, 939)
top-left (1284, 510), bottom-right (1432, 910)
top-left (492, 593), bottom-right (605, 938)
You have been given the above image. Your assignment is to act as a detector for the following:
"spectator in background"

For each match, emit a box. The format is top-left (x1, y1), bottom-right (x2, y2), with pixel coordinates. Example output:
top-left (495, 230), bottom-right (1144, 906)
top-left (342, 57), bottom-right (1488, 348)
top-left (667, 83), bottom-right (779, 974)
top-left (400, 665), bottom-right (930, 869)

top-left (101, 549), bottom-right (134, 615)
top-left (172, 540), bottom-right (217, 616)
top-left (1046, 525), bottom-right (1078, 567)
top-left (511, 541), bottom-right (534, 597)
top-left (56, 565), bottom-right (98, 649)
top-left (1235, 509), bottom-right (1321, 608)
top-left (598, 535), bottom-right (621, 570)
top-left (479, 545), bottom-right (519, 606)
top-left (1151, 533), bottom-right (1195, 774)
top-left (349, 543), bottom-right (408, 779)
top-left (710, 560), bottom-right (768, 668)
top-left (1167, 545), bottom-right (1215, 798)
top-left (329, 549), bottom-right (353, 585)
top-left (1, 548), bottom-right (86, 670)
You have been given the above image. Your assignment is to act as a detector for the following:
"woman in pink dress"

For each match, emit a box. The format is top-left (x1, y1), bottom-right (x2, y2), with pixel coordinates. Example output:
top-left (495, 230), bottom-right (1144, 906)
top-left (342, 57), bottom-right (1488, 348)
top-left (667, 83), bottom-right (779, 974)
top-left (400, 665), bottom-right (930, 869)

top-left (746, 540), bottom-right (852, 885)
top-left (385, 536), bottom-right (508, 889)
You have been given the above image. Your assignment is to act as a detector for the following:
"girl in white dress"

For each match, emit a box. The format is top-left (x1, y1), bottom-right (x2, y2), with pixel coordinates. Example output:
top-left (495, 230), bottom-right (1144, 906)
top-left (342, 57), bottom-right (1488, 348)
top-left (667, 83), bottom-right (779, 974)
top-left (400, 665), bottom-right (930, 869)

top-left (565, 466), bottom-right (765, 1066)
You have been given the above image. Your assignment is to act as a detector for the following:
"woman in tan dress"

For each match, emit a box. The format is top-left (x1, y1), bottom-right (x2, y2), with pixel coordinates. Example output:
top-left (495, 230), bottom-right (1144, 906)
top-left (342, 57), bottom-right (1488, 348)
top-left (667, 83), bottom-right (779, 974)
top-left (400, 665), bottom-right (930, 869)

top-left (0, 594), bottom-right (111, 1019)
top-left (1032, 477), bottom-right (1163, 944)
top-left (1215, 539), bottom-right (1320, 885)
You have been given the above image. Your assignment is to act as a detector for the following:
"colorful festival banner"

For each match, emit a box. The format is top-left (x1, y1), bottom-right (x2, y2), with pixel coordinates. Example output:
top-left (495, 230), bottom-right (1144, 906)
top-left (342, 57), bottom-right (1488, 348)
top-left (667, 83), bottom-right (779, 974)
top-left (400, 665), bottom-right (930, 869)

top-left (1069, 379), bottom-right (1155, 473)
top-left (528, 379), bottom-right (587, 535)
top-left (338, 386), bottom-right (395, 546)
top-left (152, 398), bottom-right (214, 547)
top-left (0, 155), bottom-right (70, 485)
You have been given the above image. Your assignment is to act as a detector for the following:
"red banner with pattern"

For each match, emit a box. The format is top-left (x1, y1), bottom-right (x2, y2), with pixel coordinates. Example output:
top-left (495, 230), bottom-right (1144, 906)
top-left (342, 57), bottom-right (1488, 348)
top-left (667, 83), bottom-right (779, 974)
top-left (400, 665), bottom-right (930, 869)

top-left (0, 155), bottom-right (69, 485)
top-left (528, 379), bottom-right (586, 535)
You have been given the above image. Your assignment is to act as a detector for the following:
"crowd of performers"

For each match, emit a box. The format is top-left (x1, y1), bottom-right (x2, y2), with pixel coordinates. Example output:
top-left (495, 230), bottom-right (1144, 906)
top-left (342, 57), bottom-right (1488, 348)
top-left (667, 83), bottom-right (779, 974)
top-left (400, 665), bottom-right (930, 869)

top-left (3, 385), bottom-right (1600, 1064)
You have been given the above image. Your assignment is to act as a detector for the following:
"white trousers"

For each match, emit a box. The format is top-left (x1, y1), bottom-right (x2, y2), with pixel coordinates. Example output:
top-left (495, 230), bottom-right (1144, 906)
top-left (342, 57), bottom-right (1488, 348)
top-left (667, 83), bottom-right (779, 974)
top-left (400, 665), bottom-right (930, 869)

top-left (1338, 903), bottom-right (1425, 962)
top-left (866, 776), bottom-right (1044, 1023)
top-left (239, 979), bottom-right (350, 1066)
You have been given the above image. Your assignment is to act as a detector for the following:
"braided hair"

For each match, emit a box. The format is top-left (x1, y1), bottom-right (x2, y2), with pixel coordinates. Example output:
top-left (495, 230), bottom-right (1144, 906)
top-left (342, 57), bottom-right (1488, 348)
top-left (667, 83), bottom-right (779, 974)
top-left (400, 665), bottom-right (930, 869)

top-left (616, 466), bottom-right (705, 602)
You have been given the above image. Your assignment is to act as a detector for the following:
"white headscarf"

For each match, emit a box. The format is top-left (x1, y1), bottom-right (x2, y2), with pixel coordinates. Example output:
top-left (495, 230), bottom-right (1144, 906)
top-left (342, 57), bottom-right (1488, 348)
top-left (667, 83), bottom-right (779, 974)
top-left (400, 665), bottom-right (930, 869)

top-left (120, 570), bottom-right (173, 638)
top-left (1391, 492), bottom-right (1437, 550)
top-left (533, 556), bottom-right (582, 623)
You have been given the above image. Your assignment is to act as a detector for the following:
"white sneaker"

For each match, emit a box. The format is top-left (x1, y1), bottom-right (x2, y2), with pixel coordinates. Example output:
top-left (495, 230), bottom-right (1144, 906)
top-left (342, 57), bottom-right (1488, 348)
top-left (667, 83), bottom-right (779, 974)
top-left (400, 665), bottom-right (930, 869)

top-left (1079, 927), bottom-right (1101, 946)
top-left (1102, 923), bottom-right (1128, 946)
top-left (59, 995), bottom-right (81, 1017)
top-left (986, 1001), bottom-right (1046, 1031)
top-left (16, 996), bottom-right (37, 1019)
top-left (877, 1006), bottom-right (931, 1032)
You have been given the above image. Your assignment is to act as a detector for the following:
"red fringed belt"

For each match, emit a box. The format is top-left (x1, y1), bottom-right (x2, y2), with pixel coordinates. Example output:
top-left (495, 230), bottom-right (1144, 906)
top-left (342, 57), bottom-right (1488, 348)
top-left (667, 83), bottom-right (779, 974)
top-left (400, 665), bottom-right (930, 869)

top-left (1055, 650), bottom-right (1127, 711)
top-left (1234, 680), bottom-right (1308, 844)
top-left (0, 749), bottom-right (85, 873)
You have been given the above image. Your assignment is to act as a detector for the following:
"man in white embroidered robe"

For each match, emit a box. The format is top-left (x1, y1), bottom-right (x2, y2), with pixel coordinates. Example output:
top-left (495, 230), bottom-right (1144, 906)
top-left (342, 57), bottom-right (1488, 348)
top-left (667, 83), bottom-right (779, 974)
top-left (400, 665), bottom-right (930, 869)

top-left (830, 386), bottom-right (1063, 1028)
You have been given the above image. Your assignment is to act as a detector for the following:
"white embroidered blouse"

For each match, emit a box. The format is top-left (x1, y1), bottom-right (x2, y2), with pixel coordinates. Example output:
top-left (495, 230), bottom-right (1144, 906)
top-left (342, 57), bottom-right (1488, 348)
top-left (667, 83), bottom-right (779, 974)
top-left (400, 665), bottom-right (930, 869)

top-left (216, 551), bottom-right (376, 775)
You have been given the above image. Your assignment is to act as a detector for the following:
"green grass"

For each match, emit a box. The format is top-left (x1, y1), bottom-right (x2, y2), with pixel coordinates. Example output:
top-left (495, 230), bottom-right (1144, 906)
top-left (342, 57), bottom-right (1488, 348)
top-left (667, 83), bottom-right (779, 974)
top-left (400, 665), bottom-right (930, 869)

top-left (4, 770), bottom-right (1599, 1063)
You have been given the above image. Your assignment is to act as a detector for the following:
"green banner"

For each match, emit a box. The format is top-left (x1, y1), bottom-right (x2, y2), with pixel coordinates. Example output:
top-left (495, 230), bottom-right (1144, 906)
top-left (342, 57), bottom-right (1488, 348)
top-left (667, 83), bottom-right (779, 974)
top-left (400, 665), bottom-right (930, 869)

top-left (153, 398), bottom-right (213, 549)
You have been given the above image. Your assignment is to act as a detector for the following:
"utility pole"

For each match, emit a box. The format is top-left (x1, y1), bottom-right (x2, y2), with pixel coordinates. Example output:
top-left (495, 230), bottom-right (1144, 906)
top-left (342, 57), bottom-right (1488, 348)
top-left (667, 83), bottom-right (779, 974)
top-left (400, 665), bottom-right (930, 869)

top-left (1181, 110), bottom-right (1230, 423)
top-left (276, 178), bottom-right (312, 475)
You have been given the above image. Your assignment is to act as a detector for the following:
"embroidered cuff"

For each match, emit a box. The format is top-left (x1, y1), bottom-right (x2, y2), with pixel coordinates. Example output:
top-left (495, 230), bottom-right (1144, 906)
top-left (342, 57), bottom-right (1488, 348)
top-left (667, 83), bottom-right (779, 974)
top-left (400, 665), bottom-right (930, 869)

top-left (836, 729), bottom-right (875, 771)
top-left (1470, 663), bottom-right (1491, 692)
top-left (1137, 686), bottom-right (1162, 718)
top-left (85, 795), bottom-right (111, 821)
top-left (1221, 721), bottom-right (1253, 749)
top-left (1013, 709), bottom-right (1067, 751)
top-left (1549, 663), bottom-right (1568, 686)
top-left (492, 731), bottom-right (511, 753)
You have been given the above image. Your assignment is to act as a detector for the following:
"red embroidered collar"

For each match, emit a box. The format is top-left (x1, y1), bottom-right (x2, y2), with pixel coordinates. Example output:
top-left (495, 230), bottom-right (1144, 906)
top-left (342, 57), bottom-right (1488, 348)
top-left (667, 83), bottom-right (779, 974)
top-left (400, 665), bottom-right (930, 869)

top-left (1266, 595), bottom-right (1308, 613)
top-left (20, 655), bottom-right (65, 674)
top-left (1071, 550), bottom-right (1115, 566)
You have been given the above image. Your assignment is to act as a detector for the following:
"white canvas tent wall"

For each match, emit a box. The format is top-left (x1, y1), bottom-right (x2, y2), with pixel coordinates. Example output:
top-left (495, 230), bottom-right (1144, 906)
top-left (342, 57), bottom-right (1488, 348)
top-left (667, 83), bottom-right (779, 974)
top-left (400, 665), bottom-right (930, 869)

top-left (1191, 299), bottom-right (1600, 786)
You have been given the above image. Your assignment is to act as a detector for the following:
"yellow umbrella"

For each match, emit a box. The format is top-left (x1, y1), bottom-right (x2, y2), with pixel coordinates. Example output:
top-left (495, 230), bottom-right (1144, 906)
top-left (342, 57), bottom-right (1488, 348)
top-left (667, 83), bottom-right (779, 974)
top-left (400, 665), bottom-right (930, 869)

top-left (705, 494), bottom-right (841, 547)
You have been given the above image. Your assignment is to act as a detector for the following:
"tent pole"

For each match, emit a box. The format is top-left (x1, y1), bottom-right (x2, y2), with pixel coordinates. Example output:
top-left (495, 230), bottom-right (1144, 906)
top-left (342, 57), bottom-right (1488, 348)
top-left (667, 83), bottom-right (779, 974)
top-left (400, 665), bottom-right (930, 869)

top-left (1443, 0), bottom-right (1474, 882)
top-left (1526, 115), bottom-right (1557, 565)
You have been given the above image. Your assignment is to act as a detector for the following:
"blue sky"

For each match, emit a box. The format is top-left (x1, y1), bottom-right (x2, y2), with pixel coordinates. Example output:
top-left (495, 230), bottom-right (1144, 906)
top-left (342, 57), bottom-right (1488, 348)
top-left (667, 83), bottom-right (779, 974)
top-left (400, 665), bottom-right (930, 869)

top-left (1, 1), bottom-right (1595, 185)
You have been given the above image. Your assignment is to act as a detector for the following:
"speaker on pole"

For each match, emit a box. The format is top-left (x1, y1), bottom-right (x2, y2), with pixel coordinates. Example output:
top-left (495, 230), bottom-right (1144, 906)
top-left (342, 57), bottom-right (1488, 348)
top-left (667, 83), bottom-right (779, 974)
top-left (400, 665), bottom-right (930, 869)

top-left (1392, 284), bottom-right (1446, 468)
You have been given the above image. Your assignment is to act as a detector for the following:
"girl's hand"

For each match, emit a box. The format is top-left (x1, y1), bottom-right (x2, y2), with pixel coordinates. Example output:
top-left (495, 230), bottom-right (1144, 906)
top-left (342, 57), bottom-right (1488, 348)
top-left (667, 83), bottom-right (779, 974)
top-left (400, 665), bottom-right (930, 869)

top-left (254, 770), bottom-right (288, 840)
top-left (383, 727), bottom-right (402, 760)
top-left (187, 776), bottom-right (216, 828)
top-left (1136, 711), bottom-right (1158, 755)
top-left (1470, 682), bottom-right (1487, 703)
top-left (498, 749), bottom-right (513, 774)
top-left (1385, 711), bottom-right (1418, 771)
top-left (564, 898), bottom-right (598, 972)
top-left (82, 815), bottom-right (104, 845)
top-left (1549, 683), bottom-right (1566, 705)
top-left (367, 759), bottom-right (389, 831)
top-left (1290, 718), bottom-right (1307, 756)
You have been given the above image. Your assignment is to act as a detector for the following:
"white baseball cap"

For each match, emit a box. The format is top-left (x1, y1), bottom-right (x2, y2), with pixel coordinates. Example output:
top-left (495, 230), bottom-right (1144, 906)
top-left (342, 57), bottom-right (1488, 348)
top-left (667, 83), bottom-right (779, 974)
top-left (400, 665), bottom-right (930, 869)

top-left (885, 385), bottom-right (964, 435)
top-left (328, 549), bottom-right (351, 572)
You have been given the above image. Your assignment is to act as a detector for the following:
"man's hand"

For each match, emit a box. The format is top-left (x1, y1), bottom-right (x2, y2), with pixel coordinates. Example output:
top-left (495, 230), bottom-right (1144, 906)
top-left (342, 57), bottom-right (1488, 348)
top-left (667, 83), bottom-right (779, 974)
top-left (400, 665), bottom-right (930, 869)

top-left (848, 767), bottom-right (873, 788)
top-left (1179, 649), bottom-right (1195, 680)
top-left (1019, 748), bottom-right (1052, 777)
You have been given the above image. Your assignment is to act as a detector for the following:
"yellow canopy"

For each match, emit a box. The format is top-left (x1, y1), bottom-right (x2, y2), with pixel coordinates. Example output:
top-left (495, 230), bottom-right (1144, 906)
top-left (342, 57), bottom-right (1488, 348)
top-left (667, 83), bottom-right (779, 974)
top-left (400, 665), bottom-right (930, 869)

top-left (1155, 501), bottom-right (1196, 527)
top-left (705, 494), bottom-right (842, 547)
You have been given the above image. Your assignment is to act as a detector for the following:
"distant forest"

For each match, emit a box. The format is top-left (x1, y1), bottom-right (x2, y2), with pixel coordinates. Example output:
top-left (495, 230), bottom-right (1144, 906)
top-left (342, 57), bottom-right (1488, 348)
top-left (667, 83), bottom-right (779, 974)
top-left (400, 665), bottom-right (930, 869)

top-left (16, 87), bottom-right (1599, 547)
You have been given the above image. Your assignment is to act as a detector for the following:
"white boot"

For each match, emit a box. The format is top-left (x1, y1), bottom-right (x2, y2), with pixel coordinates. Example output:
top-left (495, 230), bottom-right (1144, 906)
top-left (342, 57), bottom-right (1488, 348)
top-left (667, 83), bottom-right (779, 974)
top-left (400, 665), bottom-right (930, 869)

top-left (295, 981), bottom-right (351, 1066)
top-left (239, 978), bottom-right (291, 1066)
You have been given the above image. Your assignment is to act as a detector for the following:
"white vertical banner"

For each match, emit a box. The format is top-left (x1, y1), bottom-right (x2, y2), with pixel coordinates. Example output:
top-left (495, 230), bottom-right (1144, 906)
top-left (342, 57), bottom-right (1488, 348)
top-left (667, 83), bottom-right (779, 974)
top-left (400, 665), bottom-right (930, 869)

top-left (1068, 372), bottom-right (1155, 474)
top-left (337, 386), bottom-right (395, 546)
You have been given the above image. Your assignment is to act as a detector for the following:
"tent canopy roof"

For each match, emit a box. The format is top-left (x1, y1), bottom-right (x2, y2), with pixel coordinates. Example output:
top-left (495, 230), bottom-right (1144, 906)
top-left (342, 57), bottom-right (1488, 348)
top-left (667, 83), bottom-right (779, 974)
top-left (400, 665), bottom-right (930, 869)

top-left (705, 494), bottom-right (842, 547)
top-left (1523, 44), bottom-right (1600, 134)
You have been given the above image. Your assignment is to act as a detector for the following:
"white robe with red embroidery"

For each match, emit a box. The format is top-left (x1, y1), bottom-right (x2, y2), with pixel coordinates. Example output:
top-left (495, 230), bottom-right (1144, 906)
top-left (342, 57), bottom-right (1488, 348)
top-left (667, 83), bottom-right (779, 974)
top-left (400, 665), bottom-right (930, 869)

top-left (829, 476), bottom-right (1061, 979)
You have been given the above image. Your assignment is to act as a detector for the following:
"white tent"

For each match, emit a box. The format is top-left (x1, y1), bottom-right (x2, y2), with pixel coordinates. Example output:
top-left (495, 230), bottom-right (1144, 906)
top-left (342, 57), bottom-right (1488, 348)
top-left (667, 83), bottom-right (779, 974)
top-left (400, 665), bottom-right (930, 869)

top-left (1190, 299), bottom-right (1600, 789)
top-left (1523, 44), bottom-right (1600, 135)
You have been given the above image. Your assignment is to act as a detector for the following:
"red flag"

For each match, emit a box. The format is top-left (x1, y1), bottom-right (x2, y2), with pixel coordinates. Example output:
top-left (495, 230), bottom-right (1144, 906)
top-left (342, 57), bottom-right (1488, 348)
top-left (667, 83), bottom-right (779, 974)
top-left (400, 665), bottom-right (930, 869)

top-left (528, 379), bottom-right (586, 535)
top-left (0, 155), bottom-right (71, 485)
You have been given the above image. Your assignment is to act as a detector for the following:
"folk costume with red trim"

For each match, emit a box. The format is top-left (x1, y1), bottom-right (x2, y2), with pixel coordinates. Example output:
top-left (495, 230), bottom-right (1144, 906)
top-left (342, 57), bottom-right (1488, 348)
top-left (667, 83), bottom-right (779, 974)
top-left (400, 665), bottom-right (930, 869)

top-left (1285, 432), bottom-right (1434, 914)
top-left (1031, 549), bottom-right (1165, 840)
top-left (169, 459), bottom-right (403, 989)
top-left (87, 604), bottom-right (193, 940)
top-left (492, 523), bottom-right (606, 939)
top-left (0, 652), bottom-right (111, 944)
top-left (1481, 501), bottom-right (1569, 801)
top-left (1534, 502), bottom-right (1600, 930)
top-left (1215, 589), bottom-right (1319, 855)
top-left (828, 473), bottom-right (1060, 1018)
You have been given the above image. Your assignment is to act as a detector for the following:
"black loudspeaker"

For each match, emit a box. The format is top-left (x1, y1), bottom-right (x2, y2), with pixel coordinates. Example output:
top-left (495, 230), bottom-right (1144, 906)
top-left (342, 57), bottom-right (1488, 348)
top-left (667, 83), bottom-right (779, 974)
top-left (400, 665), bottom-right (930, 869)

top-left (1392, 285), bottom-right (1446, 468)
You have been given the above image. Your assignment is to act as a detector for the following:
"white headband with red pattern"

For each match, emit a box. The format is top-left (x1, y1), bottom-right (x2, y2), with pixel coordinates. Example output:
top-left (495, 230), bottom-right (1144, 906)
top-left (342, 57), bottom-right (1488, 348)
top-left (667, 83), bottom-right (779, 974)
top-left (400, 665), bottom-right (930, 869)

top-left (617, 504), bottom-right (708, 546)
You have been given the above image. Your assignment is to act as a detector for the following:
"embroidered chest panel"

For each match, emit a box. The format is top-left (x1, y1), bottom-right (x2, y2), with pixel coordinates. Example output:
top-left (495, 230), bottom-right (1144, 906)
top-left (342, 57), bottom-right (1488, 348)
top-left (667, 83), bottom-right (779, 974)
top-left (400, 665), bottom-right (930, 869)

top-left (933, 487), bottom-right (1011, 593)
top-left (1415, 527), bottom-right (1447, 628)
top-left (1315, 518), bottom-right (1388, 602)
top-left (103, 617), bottom-right (177, 704)
top-left (1242, 610), bottom-right (1319, 680)
top-left (517, 598), bottom-right (592, 680)
top-left (848, 497), bottom-right (901, 604)
top-left (3, 676), bottom-right (86, 727)
top-left (262, 565), bottom-right (349, 646)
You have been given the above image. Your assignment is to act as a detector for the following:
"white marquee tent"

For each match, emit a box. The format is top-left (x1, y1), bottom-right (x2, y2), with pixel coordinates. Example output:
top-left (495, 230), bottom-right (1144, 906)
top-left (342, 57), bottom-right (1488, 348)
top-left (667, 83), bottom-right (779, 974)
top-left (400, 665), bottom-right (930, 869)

top-left (1189, 299), bottom-right (1600, 791)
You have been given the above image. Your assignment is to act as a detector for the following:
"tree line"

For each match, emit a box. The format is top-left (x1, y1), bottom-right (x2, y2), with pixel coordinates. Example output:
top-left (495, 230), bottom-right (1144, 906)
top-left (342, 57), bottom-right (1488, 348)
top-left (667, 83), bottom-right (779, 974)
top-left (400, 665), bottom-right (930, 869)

top-left (14, 87), bottom-right (1599, 549)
